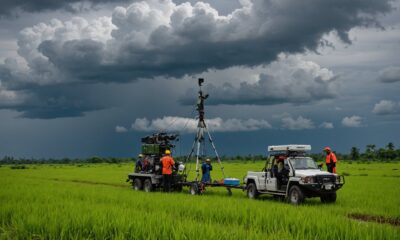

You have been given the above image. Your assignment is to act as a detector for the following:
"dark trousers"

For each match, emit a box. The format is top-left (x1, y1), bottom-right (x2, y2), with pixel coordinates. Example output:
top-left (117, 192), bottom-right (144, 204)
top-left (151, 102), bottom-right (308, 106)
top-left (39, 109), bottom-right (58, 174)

top-left (163, 174), bottom-right (172, 192)
top-left (327, 163), bottom-right (336, 173)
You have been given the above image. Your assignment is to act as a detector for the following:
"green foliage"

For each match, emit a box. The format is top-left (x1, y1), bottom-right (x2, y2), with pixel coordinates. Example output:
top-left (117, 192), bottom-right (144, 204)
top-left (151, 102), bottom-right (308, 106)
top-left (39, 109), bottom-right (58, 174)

top-left (0, 156), bottom-right (134, 165)
top-left (9, 165), bottom-right (28, 170)
top-left (0, 162), bottom-right (399, 239)
top-left (350, 147), bottom-right (360, 160)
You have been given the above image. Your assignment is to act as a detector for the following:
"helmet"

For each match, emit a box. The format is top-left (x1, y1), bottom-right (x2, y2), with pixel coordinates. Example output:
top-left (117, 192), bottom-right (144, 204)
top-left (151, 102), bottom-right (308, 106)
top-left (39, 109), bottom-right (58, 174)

top-left (138, 154), bottom-right (143, 158)
top-left (178, 164), bottom-right (185, 171)
top-left (206, 158), bottom-right (211, 162)
top-left (165, 149), bottom-right (171, 155)
top-left (323, 147), bottom-right (331, 152)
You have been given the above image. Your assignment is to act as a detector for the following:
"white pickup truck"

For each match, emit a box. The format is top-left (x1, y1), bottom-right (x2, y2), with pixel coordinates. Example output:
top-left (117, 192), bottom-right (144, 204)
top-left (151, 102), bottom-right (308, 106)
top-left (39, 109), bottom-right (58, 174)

top-left (244, 145), bottom-right (345, 204)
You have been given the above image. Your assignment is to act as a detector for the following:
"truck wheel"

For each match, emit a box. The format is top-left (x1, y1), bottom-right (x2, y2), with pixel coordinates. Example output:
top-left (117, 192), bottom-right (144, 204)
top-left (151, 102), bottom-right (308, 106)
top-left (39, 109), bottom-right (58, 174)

top-left (133, 178), bottom-right (142, 191)
top-left (189, 183), bottom-right (199, 195)
top-left (288, 185), bottom-right (304, 205)
top-left (143, 179), bottom-right (153, 192)
top-left (320, 192), bottom-right (337, 203)
top-left (247, 183), bottom-right (259, 199)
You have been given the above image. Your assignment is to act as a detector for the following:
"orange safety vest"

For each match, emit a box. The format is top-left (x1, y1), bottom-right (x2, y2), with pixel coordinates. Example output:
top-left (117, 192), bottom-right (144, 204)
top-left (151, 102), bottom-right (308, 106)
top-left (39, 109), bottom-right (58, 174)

top-left (160, 156), bottom-right (175, 175)
top-left (325, 152), bottom-right (337, 164)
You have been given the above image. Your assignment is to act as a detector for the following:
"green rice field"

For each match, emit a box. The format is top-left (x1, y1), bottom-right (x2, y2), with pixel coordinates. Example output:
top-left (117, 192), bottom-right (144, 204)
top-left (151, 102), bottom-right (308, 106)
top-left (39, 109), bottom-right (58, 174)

top-left (0, 161), bottom-right (399, 239)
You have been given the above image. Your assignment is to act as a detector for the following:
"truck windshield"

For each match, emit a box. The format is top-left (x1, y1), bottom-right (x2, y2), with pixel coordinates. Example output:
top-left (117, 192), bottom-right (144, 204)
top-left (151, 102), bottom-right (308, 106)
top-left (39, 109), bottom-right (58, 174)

top-left (289, 157), bottom-right (318, 170)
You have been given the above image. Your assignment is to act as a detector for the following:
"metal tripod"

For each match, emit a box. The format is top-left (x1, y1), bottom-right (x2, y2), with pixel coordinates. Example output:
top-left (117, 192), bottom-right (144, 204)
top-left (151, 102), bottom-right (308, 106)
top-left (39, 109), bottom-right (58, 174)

top-left (185, 78), bottom-right (225, 182)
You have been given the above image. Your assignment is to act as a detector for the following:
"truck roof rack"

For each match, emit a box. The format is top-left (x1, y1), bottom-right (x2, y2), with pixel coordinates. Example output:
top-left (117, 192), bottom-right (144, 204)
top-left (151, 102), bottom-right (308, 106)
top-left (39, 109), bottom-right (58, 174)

top-left (268, 145), bottom-right (311, 152)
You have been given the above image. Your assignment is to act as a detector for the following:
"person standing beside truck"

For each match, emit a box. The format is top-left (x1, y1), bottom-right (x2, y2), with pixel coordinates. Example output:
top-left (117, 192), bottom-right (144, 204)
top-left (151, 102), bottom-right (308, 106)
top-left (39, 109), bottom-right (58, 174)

top-left (323, 147), bottom-right (337, 173)
top-left (160, 149), bottom-right (175, 192)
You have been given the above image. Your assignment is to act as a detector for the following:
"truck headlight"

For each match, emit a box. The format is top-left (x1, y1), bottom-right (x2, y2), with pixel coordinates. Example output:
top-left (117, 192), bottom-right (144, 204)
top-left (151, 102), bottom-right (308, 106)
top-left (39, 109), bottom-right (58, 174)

top-left (301, 176), bottom-right (314, 184)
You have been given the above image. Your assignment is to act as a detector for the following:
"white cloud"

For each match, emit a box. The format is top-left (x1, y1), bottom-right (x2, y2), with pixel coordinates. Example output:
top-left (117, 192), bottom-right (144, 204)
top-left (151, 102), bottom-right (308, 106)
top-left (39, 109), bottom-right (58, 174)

top-left (341, 115), bottom-right (364, 127)
top-left (131, 116), bottom-right (271, 133)
top-left (372, 100), bottom-right (400, 115)
top-left (181, 54), bottom-right (338, 106)
top-left (281, 116), bottom-right (315, 130)
top-left (319, 122), bottom-right (334, 129)
top-left (115, 125), bottom-right (128, 133)
top-left (378, 66), bottom-right (400, 83)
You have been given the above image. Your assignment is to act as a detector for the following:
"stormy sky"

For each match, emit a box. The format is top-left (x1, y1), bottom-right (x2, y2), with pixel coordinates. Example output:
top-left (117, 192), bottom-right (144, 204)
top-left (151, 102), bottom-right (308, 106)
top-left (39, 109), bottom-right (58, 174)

top-left (0, 0), bottom-right (399, 158)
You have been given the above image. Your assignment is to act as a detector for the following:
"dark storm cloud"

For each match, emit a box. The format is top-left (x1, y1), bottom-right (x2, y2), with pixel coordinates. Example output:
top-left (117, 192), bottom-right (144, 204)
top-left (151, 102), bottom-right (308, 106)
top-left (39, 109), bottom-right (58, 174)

top-left (0, 0), bottom-right (394, 118)
top-left (36, 0), bottom-right (393, 82)
top-left (10, 84), bottom-right (105, 119)
top-left (0, 0), bottom-right (132, 17)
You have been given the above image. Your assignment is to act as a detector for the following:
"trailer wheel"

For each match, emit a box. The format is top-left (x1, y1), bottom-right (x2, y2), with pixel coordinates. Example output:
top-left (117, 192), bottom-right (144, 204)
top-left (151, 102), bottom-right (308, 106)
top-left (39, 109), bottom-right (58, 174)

top-left (247, 183), bottom-right (258, 199)
top-left (133, 178), bottom-right (142, 191)
top-left (320, 192), bottom-right (337, 203)
top-left (189, 183), bottom-right (199, 195)
top-left (143, 179), bottom-right (153, 192)
top-left (288, 185), bottom-right (304, 205)
top-left (227, 188), bottom-right (232, 196)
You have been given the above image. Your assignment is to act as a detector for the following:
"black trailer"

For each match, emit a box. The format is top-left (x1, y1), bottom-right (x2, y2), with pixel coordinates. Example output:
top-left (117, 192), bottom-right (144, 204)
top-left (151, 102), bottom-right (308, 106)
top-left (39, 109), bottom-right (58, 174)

top-left (127, 172), bottom-right (184, 192)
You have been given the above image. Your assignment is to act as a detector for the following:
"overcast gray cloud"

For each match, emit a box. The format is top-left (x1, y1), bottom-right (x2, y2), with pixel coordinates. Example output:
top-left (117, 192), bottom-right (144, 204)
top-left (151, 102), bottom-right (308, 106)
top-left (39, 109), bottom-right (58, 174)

top-left (319, 122), bottom-right (334, 129)
top-left (342, 115), bottom-right (364, 128)
top-left (0, 0), bottom-right (394, 118)
top-left (0, 0), bottom-right (132, 18)
top-left (372, 100), bottom-right (400, 115)
top-left (0, 1), bottom-right (399, 158)
top-left (281, 116), bottom-right (315, 130)
top-left (378, 66), bottom-right (400, 83)
top-left (115, 125), bottom-right (128, 132)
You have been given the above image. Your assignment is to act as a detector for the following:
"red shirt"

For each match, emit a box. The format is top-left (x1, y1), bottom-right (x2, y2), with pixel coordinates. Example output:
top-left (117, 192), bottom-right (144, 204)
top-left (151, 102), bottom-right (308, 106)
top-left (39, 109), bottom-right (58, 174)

top-left (160, 156), bottom-right (175, 175)
top-left (325, 152), bottom-right (337, 164)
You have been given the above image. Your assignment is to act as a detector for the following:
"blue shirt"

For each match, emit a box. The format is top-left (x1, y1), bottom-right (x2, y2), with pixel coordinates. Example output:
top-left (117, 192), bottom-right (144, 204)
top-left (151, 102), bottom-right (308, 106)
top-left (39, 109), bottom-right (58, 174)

top-left (201, 162), bottom-right (213, 183)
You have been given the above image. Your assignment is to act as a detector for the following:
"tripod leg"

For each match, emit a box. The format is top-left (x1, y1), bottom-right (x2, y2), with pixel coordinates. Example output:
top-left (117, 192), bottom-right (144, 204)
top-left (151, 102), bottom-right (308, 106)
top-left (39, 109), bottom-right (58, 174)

top-left (196, 128), bottom-right (204, 182)
top-left (185, 136), bottom-right (197, 163)
top-left (195, 134), bottom-right (201, 182)
top-left (205, 127), bottom-right (226, 179)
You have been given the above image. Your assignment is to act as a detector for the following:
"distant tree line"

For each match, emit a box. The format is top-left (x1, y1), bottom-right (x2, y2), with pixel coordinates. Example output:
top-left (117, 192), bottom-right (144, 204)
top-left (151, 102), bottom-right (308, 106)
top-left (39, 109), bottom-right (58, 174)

top-left (0, 154), bottom-right (267, 165)
top-left (0, 156), bottom-right (133, 165)
top-left (309, 142), bottom-right (400, 162)
top-left (1, 143), bottom-right (398, 165)
top-left (347, 143), bottom-right (399, 161)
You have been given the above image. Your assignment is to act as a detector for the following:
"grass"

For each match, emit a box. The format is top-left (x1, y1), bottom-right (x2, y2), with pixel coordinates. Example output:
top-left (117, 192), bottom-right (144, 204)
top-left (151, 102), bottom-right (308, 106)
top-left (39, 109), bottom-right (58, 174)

top-left (0, 161), bottom-right (399, 239)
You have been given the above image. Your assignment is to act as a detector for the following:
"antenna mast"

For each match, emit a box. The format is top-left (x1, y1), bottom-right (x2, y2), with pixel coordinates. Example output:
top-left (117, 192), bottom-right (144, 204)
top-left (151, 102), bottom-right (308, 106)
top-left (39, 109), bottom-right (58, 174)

top-left (186, 78), bottom-right (225, 181)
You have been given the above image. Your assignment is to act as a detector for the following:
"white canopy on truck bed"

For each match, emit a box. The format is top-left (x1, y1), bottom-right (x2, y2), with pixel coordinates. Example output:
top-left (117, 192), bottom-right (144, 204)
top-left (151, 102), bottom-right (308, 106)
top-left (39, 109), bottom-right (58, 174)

top-left (268, 145), bottom-right (311, 152)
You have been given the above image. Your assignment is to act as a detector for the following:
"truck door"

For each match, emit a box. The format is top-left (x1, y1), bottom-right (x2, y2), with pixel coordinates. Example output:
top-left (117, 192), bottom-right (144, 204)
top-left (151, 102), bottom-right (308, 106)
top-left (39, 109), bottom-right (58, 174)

top-left (257, 172), bottom-right (267, 190)
top-left (266, 157), bottom-right (278, 191)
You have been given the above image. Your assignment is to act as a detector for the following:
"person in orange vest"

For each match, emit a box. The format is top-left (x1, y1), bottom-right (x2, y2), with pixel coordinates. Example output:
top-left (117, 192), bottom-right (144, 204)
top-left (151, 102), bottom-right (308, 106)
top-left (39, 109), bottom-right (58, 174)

top-left (160, 149), bottom-right (175, 192)
top-left (323, 146), bottom-right (337, 173)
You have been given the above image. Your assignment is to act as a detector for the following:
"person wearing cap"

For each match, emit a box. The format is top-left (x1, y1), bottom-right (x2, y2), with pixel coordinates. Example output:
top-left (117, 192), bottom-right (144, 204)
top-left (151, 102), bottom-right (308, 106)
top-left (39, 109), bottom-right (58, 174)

top-left (201, 158), bottom-right (213, 183)
top-left (323, 147), bottom-right (337, 173)
top-left (160, 149), bottom-right (175, 192)
top-left (274, 155), bottom-right (289, 189)
top-left (135, 154), bottom-right (143, 173)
